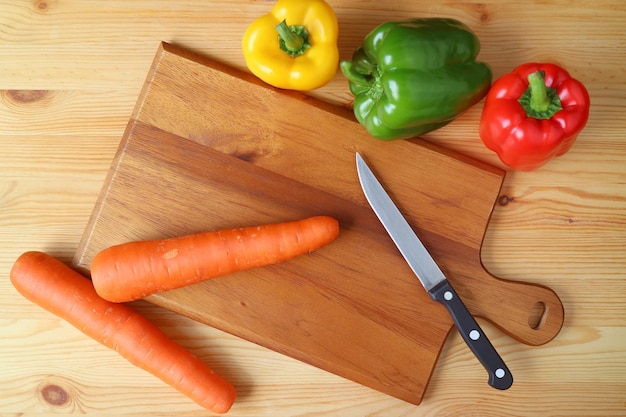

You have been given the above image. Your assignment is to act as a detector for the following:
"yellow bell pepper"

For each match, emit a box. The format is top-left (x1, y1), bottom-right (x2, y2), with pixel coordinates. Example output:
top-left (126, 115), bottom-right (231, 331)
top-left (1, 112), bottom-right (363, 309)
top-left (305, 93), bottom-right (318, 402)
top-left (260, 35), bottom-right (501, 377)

top-left (242, 0), bottom-right (339, 91)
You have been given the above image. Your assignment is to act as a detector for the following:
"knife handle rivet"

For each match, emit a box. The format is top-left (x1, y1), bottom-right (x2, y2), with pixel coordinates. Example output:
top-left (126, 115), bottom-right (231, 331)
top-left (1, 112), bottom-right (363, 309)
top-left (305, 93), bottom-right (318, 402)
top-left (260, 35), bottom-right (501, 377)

top-left (495, 368), bottom-right (506, 379)
top-left (443, 291), bottom-right (453, 301)
top-left (469, 330), bottom-right (481, 340)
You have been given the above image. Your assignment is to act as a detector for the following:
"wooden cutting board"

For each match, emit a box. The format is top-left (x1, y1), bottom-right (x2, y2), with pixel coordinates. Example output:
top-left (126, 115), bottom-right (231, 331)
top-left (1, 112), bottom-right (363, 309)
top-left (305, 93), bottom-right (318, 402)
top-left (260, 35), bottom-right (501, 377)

top-left (72, 42), bottom-right (564, 405)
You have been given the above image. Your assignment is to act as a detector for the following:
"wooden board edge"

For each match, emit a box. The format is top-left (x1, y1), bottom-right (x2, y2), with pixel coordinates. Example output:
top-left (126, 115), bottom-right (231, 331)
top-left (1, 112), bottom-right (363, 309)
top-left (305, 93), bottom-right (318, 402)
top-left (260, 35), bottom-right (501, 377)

top-left (157, 41), bottom-right (507, 181)
top-left (72, 119), bottom-right (139, 275)
top-left (157, 42), bottom-right (356, 120)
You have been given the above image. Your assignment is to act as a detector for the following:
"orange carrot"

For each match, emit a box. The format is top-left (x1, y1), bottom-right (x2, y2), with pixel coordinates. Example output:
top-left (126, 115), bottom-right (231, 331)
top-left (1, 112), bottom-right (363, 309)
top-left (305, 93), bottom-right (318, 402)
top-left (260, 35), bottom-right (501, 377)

top-left (90, 215), bottom-right (340, 303)
top-left (10, 251), bottom-right (237, 414)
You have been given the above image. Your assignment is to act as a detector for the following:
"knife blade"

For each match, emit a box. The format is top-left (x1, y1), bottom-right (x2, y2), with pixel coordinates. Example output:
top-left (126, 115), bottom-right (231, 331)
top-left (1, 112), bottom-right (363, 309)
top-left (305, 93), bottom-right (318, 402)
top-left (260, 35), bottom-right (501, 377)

top-left (356, 152), bottom-right (513, 390)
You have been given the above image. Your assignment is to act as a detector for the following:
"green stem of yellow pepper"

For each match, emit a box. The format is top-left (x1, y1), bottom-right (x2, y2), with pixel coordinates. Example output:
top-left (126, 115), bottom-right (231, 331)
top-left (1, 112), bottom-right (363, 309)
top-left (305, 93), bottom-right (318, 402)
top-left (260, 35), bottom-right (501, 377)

top-left (275, 20), bottom-right (311, 57)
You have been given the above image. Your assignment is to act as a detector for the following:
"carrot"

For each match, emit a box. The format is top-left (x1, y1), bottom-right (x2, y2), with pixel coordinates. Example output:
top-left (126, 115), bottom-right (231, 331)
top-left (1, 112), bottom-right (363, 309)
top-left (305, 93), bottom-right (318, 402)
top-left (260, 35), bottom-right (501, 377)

top-left (90, 215), bottom-right (340, 303)
top-left (10, 251), bottom-right (237, 414)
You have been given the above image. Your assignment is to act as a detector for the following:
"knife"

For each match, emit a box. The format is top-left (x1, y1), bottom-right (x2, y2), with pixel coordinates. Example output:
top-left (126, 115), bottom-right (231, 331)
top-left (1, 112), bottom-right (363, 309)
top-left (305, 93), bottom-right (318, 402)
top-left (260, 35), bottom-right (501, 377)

top-left (356, 152), bottom-right (513, 390)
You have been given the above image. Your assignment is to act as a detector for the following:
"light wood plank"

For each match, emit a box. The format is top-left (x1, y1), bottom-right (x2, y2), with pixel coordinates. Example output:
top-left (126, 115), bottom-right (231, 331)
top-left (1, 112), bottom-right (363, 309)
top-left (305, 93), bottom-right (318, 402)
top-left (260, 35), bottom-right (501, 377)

top-left (1, 0), bottom-right (625, 415)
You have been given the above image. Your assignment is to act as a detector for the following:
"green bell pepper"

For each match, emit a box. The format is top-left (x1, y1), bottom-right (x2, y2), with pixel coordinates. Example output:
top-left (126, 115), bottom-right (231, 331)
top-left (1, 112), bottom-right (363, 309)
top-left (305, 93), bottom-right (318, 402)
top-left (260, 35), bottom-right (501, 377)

top-left (340, 18), bottom-right (492, 141)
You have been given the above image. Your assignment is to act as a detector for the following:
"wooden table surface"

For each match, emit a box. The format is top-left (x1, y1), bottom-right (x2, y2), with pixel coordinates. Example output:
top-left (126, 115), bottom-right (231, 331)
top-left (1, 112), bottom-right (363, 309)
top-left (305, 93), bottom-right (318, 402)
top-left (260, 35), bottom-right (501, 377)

top-left (1, 1), bottom-right (624, 416)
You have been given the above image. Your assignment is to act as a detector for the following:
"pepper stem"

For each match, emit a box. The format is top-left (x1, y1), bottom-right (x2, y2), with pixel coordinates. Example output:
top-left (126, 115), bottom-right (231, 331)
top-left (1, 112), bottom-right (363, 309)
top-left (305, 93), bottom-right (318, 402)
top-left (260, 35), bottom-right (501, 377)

top-left (275, 20), bottom-right (311, 57)
top-left (518, 70), bottom-right (563, 119)
top-left (528, 71), bottom-right (551, 112)
top-left (340, 61), bottom-right (369, 85)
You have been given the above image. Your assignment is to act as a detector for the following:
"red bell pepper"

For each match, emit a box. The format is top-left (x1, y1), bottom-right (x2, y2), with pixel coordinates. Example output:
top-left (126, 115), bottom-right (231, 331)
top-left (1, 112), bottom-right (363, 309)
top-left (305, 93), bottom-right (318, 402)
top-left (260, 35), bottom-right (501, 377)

top-left (479, 63), bottom-right (590, 171)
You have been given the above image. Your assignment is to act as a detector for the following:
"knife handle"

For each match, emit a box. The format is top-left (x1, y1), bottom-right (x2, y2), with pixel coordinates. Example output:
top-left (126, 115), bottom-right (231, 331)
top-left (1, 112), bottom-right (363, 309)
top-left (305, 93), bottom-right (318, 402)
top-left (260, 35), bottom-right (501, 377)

top-left (429, 280), bottom-right (513, 390)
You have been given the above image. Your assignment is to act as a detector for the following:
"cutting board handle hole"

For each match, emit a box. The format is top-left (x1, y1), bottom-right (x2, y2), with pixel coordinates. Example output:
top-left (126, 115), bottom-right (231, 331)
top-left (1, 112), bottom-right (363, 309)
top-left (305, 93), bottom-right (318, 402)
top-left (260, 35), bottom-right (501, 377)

top-left (528, 301), bottom-right (547, 329)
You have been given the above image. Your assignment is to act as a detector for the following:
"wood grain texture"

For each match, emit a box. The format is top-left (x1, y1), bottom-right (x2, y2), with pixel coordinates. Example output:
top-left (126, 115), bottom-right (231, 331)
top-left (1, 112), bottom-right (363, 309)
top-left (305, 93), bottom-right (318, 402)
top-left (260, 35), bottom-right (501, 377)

top-left (1, 1), bottom-right (625, 416)
top-left (69, 43), bottom-right (563, 405)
